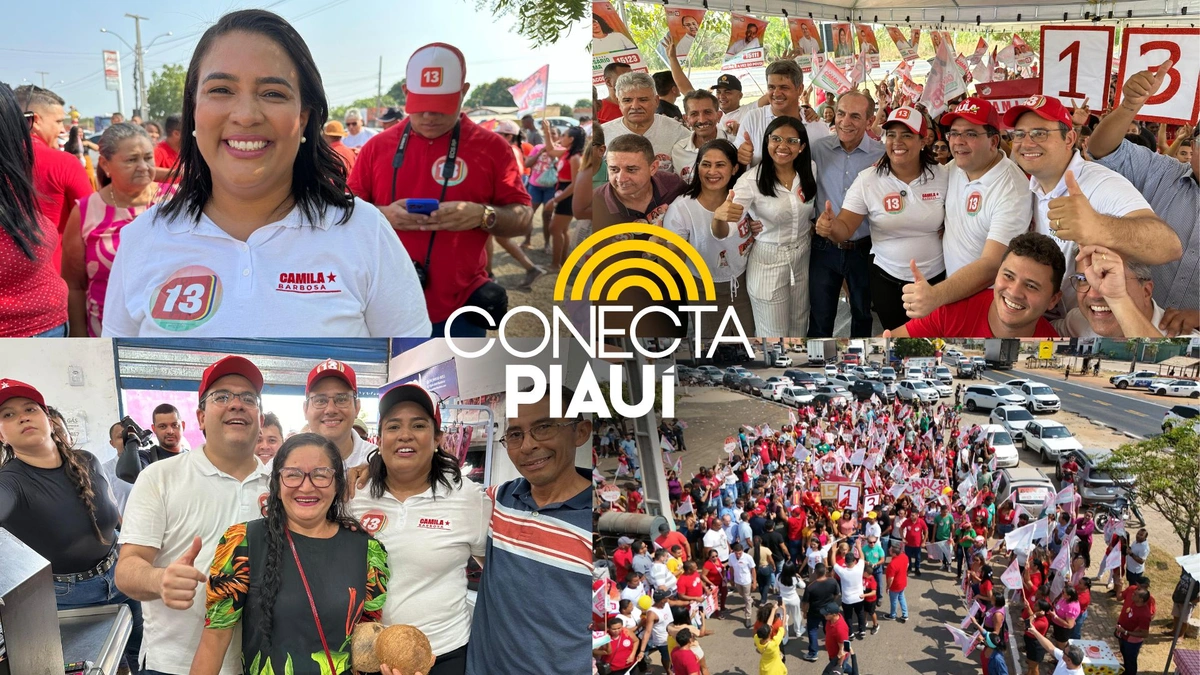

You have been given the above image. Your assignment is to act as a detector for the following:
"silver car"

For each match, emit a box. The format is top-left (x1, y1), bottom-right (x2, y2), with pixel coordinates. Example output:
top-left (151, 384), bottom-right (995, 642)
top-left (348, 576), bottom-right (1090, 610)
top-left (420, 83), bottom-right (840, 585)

top-left (989, 405), bottom-right (1035, 442)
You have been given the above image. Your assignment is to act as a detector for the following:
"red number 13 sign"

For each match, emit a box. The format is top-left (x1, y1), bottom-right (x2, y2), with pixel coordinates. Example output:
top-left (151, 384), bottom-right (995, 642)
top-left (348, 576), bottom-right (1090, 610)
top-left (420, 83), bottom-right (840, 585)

top-left (1116, 27), bottom-right (1200, 124)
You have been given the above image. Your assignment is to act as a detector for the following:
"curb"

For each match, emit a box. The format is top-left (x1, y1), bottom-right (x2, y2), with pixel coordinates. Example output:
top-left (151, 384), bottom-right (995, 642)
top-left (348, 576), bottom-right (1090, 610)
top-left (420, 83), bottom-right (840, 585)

top-left (1080, 414), bottom-right (1143, 441)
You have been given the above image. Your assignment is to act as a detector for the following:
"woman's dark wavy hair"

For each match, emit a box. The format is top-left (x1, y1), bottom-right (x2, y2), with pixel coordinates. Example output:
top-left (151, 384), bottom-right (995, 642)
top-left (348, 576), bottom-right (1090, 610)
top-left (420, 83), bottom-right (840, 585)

top-left (682, 138), bottom-right (743, 200)
top-left (876, 121), bottom-right (938, 181)
top-left (366, 404), bottom-right (462, 500)
top-left (0, 83), bottom-right (42, 259)
top-left (156, 9), bottom-right (353, 226)
top-left (257, 432), bottom-right (360, 649)
top-left (755, 116), bottom-right (817, 202)
top-left (563, 125), bottom-right (587, 157)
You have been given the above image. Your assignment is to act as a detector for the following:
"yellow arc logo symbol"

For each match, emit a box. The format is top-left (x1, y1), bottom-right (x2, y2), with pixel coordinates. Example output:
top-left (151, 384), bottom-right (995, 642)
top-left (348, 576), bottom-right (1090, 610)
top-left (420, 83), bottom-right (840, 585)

top-left (552, 223), bottom-right (717, 303)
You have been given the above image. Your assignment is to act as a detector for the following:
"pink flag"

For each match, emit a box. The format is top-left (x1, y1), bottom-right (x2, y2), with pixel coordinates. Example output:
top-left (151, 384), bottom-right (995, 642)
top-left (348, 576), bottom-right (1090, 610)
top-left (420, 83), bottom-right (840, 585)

top-left (790, 410), bottom-right (799, 427)
top-left (1102, 544), bottom-right (1123, 573)
top-left (1000, 558), bottom-right (1024, 589)
top-left (1055, 484), bottom-right (1076, 505)
top-left (1050, 538), bottom-right (1072, 572)
top-left (660, 434), bottom-right (675, 453)
top-left (968, 38), bottom-right (988, 64)
top-left (943, 624), bottom-right (980, 655)
top-left (506, 64), bottom-right (549, 117)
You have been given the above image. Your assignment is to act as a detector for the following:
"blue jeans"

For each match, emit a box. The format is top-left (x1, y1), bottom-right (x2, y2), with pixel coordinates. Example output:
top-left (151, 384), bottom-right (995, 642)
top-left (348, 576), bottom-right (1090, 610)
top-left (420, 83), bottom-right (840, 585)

top-left (806, 617), bottom-right (822, 657)
top-left (905, 545), bottom-right (922, 574)
top-left (1070, 609), bottom-right (1087, 640)
top-left (431, 315), bottom-right (488, 338)
top-left (526, 183), bottom-right (557, 205)
top-left (55, 563), bottom-right (142, 671)
top-left (33, 322), bottom-right (68, 337)
top-left (1118, 637), bottom-right (1141, 675)
top-left (889, 590), bottom-right (908, 618)
top-left (808, 237), bottom-right (872, 337)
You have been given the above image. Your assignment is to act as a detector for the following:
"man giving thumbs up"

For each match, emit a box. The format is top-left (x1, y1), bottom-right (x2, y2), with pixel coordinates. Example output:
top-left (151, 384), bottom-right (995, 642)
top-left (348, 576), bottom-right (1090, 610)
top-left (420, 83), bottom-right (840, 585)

top-left (115, 355), bottom-right (271, 674)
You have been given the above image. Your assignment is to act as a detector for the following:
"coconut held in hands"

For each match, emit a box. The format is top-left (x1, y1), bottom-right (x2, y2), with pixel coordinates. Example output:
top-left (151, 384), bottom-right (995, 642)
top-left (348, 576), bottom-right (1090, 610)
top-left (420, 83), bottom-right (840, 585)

top-left (350, 622), bottom-right (386, 673)
top-left (376, 624), bottom-right (436, 675)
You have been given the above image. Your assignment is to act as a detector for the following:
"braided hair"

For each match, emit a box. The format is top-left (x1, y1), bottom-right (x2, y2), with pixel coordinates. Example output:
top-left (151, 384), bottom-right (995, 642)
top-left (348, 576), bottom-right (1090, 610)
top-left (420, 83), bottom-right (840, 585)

top-left (256, 433), bottom-right (361, 650)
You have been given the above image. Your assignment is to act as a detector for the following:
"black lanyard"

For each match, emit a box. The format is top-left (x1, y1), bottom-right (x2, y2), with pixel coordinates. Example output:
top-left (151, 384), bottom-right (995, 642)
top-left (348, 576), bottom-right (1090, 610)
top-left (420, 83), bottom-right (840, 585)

top-left (390, 120), bottom-right (461, 272)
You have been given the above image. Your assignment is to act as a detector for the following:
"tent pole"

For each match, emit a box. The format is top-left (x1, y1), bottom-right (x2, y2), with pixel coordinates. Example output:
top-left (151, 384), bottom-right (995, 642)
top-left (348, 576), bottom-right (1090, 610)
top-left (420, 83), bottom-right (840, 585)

top-left (1163, 578), bottom-right (1197, 675)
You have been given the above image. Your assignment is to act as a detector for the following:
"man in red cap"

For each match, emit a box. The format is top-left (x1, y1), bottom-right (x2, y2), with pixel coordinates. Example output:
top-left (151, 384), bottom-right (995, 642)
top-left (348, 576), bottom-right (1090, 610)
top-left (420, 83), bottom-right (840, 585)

top-left (303, 358), bottom-right (376, 470)
top-left (1002, 94), bottom-right (1179, 317)
top-left (900, 97), bottom-right (1032, 319)
top-left (114, 354), bottom-right (271, 675)
top-left (348, 43), bottom-right (534, 338)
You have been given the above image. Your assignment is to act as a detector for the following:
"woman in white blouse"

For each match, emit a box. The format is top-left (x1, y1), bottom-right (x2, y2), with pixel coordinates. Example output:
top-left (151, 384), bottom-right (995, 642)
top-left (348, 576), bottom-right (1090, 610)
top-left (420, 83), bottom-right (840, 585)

top-left (730, 116), bottom-right (818, 337)
top-left (661, 139), bottom-right (759, 338)
top-left (815, 106), bottom-right (949, 331)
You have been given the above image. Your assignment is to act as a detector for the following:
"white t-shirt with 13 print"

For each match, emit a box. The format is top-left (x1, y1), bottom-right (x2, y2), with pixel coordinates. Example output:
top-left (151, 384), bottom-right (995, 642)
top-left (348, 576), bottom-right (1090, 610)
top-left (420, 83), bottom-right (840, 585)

top-left (842, 162), bottom-right (950, 280)
top-left (102, 198), bottom-right (431, 337)
top-left (943, 155), bottom-right (1034, 277)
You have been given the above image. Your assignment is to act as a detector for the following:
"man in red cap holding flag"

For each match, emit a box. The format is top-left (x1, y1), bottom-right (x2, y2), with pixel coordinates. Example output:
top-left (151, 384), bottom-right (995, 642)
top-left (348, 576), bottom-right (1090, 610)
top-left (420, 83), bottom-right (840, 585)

top-left (348, 43), bottom-right (534, 338)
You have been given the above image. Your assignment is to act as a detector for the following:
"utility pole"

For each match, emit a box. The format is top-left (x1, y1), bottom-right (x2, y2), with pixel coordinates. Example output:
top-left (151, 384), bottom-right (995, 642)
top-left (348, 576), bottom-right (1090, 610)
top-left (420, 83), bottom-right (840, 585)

top-left (35, 71), bottom-right (49, 87)
top-left (375, 56), bottom-right (383, 125)
top-left (126, 13), bottom-right (149, 119)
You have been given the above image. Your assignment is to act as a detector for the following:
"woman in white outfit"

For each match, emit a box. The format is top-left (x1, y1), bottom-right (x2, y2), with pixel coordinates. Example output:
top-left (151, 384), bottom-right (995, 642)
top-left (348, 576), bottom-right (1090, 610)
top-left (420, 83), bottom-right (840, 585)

top-left (777, 562), bottom-right (806, 644)
top-left (730, 115), bottom-right (817, 337)
top-left (661, 138), bottom-right (758, 338)
top-left (816, 106), bottom-right (949, 331)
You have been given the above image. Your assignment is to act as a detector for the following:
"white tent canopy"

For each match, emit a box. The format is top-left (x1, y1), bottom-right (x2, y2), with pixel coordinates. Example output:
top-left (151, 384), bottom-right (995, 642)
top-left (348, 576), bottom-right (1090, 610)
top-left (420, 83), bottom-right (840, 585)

top-left (1179, 553), bottom-right (1200, 579)
top-left (624, 0), bottom-right (1193, 28)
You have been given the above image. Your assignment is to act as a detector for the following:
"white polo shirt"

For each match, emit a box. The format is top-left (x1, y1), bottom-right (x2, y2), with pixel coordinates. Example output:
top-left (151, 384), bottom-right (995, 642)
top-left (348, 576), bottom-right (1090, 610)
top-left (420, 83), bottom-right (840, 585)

top-left (730, 169), bottom-right (816, 247)
top-left (1030, 152), bottom-right (1151, 311)
top-left (118, 447), bottom-right (271, 675)
top-left (721, 101), bottom-right (760, 132)
top-left (348, 478), bottom-right (489, 656)
top-left (730, 550), bottom-right (755, 585)
top-left (671, 129), bottom-right (730, 184)
top-left (738, 105), bottom-right (833, 167)
top-left (662, 196), bottom-right (752, 283)
top-left (943, 155), bottom-right (1034, 277)
top-left (601, 114), bottom-right (691, 173)
top-left (842, 162), bottom-right (950, 280)
top-left (344, 432), bottom-right (378, 470)
top-left (101, 198), bottom-right (431, 337)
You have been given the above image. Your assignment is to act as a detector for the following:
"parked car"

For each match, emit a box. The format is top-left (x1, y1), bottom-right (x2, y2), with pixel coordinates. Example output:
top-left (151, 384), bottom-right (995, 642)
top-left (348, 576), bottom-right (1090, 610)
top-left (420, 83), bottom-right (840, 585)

top-left (784, 369), bottom-right (821, 389)
top-left (675, 365), bottom-right (699, 384)
top-left (1004, 378), bottom-right (1032, 390)
top-left (1023, 420), bottom-right (1083, 463)
top-left (782, 386), bottom-right (816, 407)
top-left (934, 365), bottom-right (954, 384)
top-left (824, 364), bottom-right (840, 378)
top-left (957, 360), bottom-right (977, 378)
top-left (943, 349), bottom-right (963, 365)
top-left (723, 367), bottom-right (753, 388)
top-left (1017, 382), bottom-right (1061, 413)
top-left (922, 378), bottom-right (953, 398)
top-left (764, 376), bottom-right (793, 387)
top-left (971, 356), bottom-right (987, 370)
top-left (741, 377), bottom-right (768, 397)
top-left (904, 366), bottom-right (923, 381)
top-left (897, 379), bottom-right (939, 403)
top-left (1110, 370), bottom-right (1159, 389)
top-left (879, 366), bottom-right (897, 383)
top-left (850, 379), bottom-right (892, 402)
top-left (764, 381), bottom-right (790, 401)
top-left (852, 365), bottom-right (880, 380)
top-left (830, 373), bottom-right (857, 388)
top-left (774, 355), bottom-right (793, 368)
top-left (1163, 405), bottom-right (1199, 432)
top-left (813, 386), bottom-right (849, 407)
top-left (1055, 448), bottom-right (1130, 504)
top-left (980, 424), bottom-right (1020, 468)
top-left (995, 467), bottom-right (1056, 519)
top-left (696, 365), bottom-right (723, 384)
top-left (989, 405), bottom-right (1035, 442)
top-left (963, 384), bottom-right (1025, 412)
top-left (1151, 379), bottom-right (1200, 398)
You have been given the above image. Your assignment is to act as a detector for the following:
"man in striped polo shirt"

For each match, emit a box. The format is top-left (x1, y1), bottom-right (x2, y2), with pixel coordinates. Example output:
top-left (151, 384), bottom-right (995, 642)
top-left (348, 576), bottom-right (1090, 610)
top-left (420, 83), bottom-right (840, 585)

top-left (465, 388), bottom-right (593, 674)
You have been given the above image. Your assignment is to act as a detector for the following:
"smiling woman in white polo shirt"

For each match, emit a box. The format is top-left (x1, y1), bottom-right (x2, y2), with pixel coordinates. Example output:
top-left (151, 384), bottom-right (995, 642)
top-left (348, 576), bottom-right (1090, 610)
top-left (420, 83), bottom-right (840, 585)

top-left (349, 383), bottom-right (487, 675)
top-left (816, 106), bottom-right (950, 331)
top-left (100, 9), bottom-right (431, 338)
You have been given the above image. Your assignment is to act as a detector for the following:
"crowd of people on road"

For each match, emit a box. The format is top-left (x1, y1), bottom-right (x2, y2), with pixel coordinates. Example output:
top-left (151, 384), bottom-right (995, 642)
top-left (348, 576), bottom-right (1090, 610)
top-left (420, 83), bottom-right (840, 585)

top-left (1, 352), bottom-right (593, 675)
top-left (591, 37), bottom-right (1197, 340)
top-left (591, 392), bottom-right (1195, 675)
top-left (2, 8), bottom-right (596, 339)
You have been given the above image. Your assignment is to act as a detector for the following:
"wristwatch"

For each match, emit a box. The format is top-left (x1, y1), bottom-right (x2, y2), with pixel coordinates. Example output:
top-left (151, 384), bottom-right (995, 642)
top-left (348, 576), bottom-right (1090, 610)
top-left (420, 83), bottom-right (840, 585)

top-left (480, 205), bottom-right (497, 231)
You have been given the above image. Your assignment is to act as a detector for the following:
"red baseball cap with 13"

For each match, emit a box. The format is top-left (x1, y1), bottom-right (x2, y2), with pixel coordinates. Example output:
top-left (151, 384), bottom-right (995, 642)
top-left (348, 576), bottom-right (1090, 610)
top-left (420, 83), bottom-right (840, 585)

top-left (0, 379), bottom-right (45, 409)
top-left (199, 356), bottom-right (264, 397)
top-left (1001, 95), bottom-right (1073, 129)
top-left (405, 43), bottom-right (467, 115)
top-left (307, 359), bottom-right (357, 392)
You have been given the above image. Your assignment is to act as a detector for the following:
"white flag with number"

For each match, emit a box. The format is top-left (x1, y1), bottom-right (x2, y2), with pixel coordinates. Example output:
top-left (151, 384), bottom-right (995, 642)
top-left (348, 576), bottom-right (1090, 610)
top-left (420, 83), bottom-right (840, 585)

top-left (1055, 484), bottom-right (1076, 505)
top-left (1001, 558), bottom-right (1024, 589)
top-left (1102, 544), bottom-right (1123, 573)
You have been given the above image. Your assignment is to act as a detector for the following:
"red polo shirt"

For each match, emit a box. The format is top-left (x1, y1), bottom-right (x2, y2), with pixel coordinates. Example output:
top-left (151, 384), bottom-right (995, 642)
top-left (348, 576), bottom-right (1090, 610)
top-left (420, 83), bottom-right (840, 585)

top-left (656, 530), bottom-right (690, 561)
top-left (677, 572), bottom-right (704, 599)
top-left (825, 614), bottom-right (850, 659)
top-left (30, 134), bottom-right (92, 272)
top-left (347, 115), bottom-right (531, 323)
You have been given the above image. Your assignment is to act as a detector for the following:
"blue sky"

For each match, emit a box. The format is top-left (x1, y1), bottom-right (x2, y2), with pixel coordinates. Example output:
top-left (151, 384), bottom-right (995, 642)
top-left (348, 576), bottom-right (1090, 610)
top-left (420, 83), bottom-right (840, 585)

top-left (1, 0), bottom-right (590, 120)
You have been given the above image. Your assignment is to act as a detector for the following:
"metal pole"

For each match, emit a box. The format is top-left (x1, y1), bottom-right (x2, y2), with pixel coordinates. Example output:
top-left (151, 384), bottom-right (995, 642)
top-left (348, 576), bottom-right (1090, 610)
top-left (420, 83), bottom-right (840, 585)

top-left (35, 71), bottom-right (49, 87)
top-left (376, 55), bottom-right (383, 123)
top-left (126, 14), bottom-right (149, 118)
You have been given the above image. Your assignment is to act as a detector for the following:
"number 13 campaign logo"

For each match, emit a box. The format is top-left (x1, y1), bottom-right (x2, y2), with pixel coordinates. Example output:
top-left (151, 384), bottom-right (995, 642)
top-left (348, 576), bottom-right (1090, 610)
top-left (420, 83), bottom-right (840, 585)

top-left (149, 265), bottom-right (222, 331)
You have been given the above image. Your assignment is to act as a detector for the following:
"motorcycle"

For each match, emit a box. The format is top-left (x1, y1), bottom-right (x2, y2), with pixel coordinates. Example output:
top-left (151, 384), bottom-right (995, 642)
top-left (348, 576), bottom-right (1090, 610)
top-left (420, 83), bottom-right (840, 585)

top-left (1094, 493), bottom-right (1144, 530)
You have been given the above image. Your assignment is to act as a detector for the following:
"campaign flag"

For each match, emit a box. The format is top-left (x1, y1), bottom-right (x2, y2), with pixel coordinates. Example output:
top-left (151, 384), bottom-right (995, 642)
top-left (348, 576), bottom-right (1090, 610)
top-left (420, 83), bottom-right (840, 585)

top-left (962, 600), bottom-right (982, 629)
top-left (672, 455), bottom-right (682, 474)
top-left (850, 448), bottom-right (866, 466)
top-left (790, 410), bottom-right (799, 427)
top-left (508, 65), bottom-right (549, 118)
top-left (1051, 538), bottom-right (1073, 572)
top-left (887, 26), bottom-right (919, 62)
top-left (1102, 544), bottom-right (1124, 572)
top-left (889, 481), bottom-right (907, 499)
top-left (1032, 518), bottom-right (1049, 543)
top-left (910, 28), bottom-right (922, 50)
top-left (615, 461), bottom-right (629, 477)
top-left (1055, 484), bottom-right (1076, 505)
top-left (593, 467), bottom-right (606, 483)
top-left (1012, 34), bottom-right (1035, 67)
top-left (1042, 486), bottom-right (1058, 513)
top-left (972, 54), bottom-right (994, 85)
top-left (855, 23), bottom-right (881, 68)
top-left (1005, 520), bottom-right (1037, 552)
top-left (723, 13), bottom-right (769, 72)
top-left (998, 43), bottom-right (1017, 70)
top-left (1001, 558), bottom-right (1024, 589)
top-left (724, 437), bottom-right (738, 454)
top-left (660, 434), bottom-right (675, 453)
top-left (657, 7), bottom-right (706, 63)
top-left (788, 17), bottom-right (823, 72)
top-left (969, 38), bottom-right (988, 64)
top-left (943, 624), bottom-right (980, 655)
top-left (676, 497), bottom-right (694, 515)
top-left (847, 50), bottom-right (870, 87)
top-left (1049, 568), bottom-right (1067, 600)
top-left (592, 2), bottom-right (646, 86)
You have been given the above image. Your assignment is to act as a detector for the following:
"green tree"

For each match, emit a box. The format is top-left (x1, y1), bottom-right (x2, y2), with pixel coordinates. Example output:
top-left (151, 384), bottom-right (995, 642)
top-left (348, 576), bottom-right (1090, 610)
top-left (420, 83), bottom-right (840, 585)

top-left (1101, 423), bottom-right (1200, 554)
top-left (146, 64), bottom-right (186, 122)
top-left (329, 96), bottom-right (397, 125)
top-left (892, 338), bottom-right (935, 358)
top-left (548, 103), bottom-right (573, 116)
top-left (574, 98), bottom-right (592, 109)
top-left (465, 78), bottom-right (519, 108)
top-left (477, 0), bottom-right (588, 45)
top-left (386, 79), bottom-right (407, 106)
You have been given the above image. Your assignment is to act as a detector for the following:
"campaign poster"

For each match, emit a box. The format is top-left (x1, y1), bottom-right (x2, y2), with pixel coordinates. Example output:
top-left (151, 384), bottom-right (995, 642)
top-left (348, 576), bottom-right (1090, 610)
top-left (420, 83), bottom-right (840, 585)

top-left (592, 1), bottom-right (646, 86)
top-left (657, 7), bottom-right (706, 63)
top-left (910, 28), bottom-right (922, 51)
top-left (1012, 34), bottom-right (1036, 67)
top-left (507, 65), bottom-right (549, 118)
top-left (723, 13), bottom-right (768, 71)
top-left (1115, 27), bottom-right (1200, 124)
top-left (968, 37), bottom-right (988, 64)
top-left (789, 17), bottom-right (823, 72)
top-left (855, 23), bottom-right (881, 68)
top-left (831, 22), bottom-right (856, 63)
top-left (888, 26), bottom-right (918, 62)
top-left (975, 77), bottom-right (1041, 119)
top-left (812, 57), bottom-right (853, 96)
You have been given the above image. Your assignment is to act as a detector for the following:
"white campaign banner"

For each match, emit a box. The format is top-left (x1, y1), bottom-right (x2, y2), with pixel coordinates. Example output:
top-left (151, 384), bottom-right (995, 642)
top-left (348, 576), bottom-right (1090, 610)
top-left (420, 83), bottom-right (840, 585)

top-left (1116, 27), bottom-right (1200, 124)
top-left (1039, 26), bottom-right (1115, 109)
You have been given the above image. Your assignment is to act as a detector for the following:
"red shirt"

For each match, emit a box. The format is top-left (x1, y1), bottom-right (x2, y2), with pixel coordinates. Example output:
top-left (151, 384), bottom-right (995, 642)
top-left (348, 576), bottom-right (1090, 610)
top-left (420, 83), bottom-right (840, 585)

top-left (613, 548), bottom-right (633, 583)
top-left (862, 575), bottom-right (878, 602)
top-left (597, 99), bottom-right (622, 124)
top-left (656, 531), bottom-right (691, 561)
top-left (904, 520), bottom-right (925, 547)
top-left (329, 139), bottom-right (357, 174)
top-left (154, 140), bottom-right (180, 171)
top-left (347, 115), bottom-right (531, 323)
top-left (1077, 586), bottom-right (1091, 614)
top-left (671, 646), bottom-right (701, 675)
top-left (979, 579), bottom-right (993, 599)
top-left (886, 554), bottom-right (909, 592)
top-left (678, 572), bottom-right (704, 599)
top-left (703, 559), bottom-right (724, 586)
top-left (902, 288), bottom-right (1059, 338)
top-left (0, 211), bottom-right (68, 336)
top-left (787, 514), bottom-right (806, 541)
top-left (30, 134), bottom-right (92, 272)
top-left (606, 630), bottom-right (638, 668)
top-left (825, 614), bottom-right (850, 659)
top-left (1024, 613), bottom-right (1049, 638)
top-left (1117, 602), bottom-right (1152, 643)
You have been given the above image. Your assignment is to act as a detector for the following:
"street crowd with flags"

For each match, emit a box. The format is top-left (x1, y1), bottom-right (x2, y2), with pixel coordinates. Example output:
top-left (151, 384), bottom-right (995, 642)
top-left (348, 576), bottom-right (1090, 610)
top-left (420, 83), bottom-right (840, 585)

top-left (592, 394), bottom-right (1152, 675)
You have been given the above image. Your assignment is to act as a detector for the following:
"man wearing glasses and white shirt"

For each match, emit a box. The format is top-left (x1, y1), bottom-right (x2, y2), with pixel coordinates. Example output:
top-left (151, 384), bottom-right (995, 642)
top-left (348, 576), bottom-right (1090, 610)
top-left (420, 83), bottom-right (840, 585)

top-left (341, 109), bottom-right (377, 149)
top-left (303, 359), bottom-right (377, 471)
top-left (114, 355), bottom-right (272, 675)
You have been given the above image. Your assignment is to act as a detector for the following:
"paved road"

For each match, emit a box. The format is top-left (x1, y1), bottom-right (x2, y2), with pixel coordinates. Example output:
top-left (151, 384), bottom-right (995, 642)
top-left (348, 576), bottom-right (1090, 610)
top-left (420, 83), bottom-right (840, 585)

top-left (978, 367), bottom-right (1171, 439)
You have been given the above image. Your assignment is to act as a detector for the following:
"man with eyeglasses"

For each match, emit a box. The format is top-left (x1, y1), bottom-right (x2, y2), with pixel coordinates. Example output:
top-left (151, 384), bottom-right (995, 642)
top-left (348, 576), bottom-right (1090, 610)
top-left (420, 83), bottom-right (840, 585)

top-left (465, 385), bottom-right (592, 675)
top-left (1002, 94), bottom-right (1181, 318)
top-left (1053, 246), bottom-right (1171, 337)
top-left (14, 85), bottom-right (93, 273)
top-left (341, 109), bottom-right (376, 150)
top-left (303, 358), bottom-right (376, 471)
top-left (115, 355), bottom-right (270, 675)
top-left (900, 98), bottom-right (1033, 320)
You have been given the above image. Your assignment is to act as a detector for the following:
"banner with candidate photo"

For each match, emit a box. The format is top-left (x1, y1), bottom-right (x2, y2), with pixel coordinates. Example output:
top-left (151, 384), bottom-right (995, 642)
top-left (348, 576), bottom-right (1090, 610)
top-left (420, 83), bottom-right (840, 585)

top-left (788, 17), bottom-right (823, 72)
top-left (657, 7), bottom-right (706, 64)
top-left (855, 24), bottom-right (881, 68)
top-left (592, 1), bottom-right (646, 86)
top-left (722, 13), bottom-right (768, 71)
top-left (888, 26), bottom-right (918, 62)
top-left (507, 65), bottom-right (549, 118)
